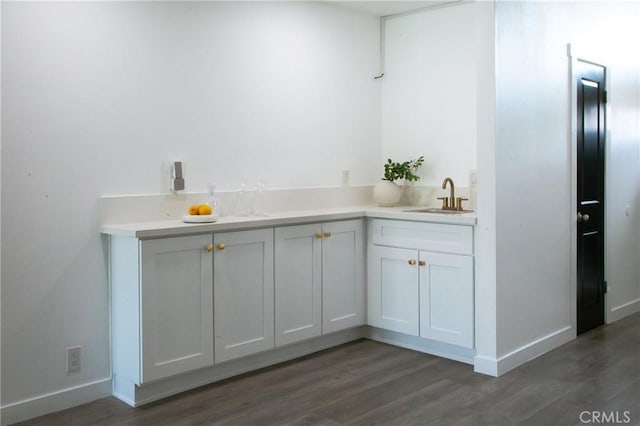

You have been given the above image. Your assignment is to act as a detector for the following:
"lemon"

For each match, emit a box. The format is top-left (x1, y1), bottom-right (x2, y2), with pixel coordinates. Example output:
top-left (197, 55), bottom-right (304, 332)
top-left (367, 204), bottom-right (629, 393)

top-left (188, 205), bottom-right (200, 215)
top-left (198, 204), bottom-right (212, 215)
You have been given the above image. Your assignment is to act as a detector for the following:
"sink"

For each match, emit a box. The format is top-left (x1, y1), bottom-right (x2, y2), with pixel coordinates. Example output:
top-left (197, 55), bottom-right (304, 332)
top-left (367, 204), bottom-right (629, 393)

top-left (403, 208), bottom-right (474, 214)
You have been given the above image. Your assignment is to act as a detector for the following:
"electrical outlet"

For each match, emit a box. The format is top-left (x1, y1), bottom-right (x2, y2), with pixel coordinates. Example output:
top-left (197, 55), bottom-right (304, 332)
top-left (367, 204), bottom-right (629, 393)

top-left (469, 169), bottom-right (478, 185)
top-left (66, 346), bottom-right (82, 373)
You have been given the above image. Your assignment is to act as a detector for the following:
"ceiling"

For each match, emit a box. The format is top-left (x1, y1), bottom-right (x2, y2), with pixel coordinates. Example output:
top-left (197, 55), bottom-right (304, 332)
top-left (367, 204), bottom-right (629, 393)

top-left (330, 1), bottom-right (460, 17)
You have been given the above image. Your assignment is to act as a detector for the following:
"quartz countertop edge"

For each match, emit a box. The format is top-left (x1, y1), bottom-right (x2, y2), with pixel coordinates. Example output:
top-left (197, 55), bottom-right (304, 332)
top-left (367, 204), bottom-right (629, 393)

top-left (100, 205), bottom-right (477, 239)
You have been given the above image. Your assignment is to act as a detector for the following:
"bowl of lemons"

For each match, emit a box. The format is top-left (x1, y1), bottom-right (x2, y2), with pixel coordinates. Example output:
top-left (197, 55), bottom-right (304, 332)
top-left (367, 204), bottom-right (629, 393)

top-left (182, 203), bottom-right (218, 223)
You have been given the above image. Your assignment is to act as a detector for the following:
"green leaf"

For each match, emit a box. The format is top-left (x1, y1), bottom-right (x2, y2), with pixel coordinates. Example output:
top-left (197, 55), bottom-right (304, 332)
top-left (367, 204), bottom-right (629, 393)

top-left (380, 155), bottom-right (425, 182)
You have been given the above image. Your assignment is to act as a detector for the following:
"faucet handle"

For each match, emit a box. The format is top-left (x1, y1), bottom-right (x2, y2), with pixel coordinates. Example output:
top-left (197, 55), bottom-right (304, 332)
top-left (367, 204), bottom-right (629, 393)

top-left (455, 197), bottom-right (469, 211)
top-left (437, 197), bottom-right (449, 209)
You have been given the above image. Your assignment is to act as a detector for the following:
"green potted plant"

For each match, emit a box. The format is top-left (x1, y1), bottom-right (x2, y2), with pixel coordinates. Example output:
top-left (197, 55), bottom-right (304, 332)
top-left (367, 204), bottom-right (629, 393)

top-left (373, 156), bottom-right (424, 206)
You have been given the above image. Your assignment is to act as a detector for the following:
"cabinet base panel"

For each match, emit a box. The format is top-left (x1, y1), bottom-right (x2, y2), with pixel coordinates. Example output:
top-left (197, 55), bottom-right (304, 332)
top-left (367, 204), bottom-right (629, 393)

top-left (112, 376), bottom-right (137, 407)
top-left (115, 327), bottom-right (367, 407)
top-left (365, 326), bottom-right (476, 365)
top-left (114, 326), bottom-right (481, 407)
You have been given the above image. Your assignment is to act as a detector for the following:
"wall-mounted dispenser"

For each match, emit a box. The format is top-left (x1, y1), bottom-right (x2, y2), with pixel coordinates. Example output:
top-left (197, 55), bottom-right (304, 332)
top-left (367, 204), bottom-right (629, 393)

top-left (171, 161), bottom-right (185, 192)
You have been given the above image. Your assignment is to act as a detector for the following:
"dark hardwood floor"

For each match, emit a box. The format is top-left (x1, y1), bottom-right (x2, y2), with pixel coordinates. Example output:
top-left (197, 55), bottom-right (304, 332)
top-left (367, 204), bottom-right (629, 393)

top-left (15, 313), bottom-right (639, 425)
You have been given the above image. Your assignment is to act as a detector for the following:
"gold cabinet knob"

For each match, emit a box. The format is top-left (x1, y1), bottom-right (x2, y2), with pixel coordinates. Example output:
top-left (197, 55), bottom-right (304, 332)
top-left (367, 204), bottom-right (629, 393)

top-left (315, 232), bottom-right (323, 239)
top-left (419, 260), bottom-right (426, 266)
top-left (408, 259), bottom-right (416, 266)
top-left (217, 243), bottom-right (225, 250)
top-left (205, 244), bottom-right (213, 252)
top-left (324, 232), bottom-right (332, 238)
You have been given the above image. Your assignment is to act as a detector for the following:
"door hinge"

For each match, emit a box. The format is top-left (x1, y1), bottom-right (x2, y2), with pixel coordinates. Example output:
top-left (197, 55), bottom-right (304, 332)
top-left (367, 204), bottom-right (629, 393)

top-left (603, 281), bottom-right (608, 293)
top-left (603, 90), bottom-right (608, 103)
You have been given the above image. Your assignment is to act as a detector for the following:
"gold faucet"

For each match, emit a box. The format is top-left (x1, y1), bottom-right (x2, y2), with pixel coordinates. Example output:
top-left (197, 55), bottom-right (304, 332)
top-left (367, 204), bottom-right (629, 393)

top-left (439, 177), bottom-right (468, 211)
top-left (442, 177), bottom-right (455, 210)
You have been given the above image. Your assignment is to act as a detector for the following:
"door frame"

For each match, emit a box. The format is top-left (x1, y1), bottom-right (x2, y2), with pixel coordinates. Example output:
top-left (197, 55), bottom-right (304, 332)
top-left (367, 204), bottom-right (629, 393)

top-left (568, 43), bottom-right (610, 334)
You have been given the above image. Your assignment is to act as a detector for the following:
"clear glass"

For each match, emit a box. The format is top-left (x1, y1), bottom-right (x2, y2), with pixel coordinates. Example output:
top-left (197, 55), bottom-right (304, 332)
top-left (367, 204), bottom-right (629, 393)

top-left (207, 183), bottom-right (219, 218)
top-left (235, 181), bottom-right (250, 216)
top-left (252, 180), bottom-right (266, 217)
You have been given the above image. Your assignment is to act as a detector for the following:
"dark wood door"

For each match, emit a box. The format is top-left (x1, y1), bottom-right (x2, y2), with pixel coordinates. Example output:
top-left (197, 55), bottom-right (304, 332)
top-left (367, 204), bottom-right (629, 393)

top-left (576, 60), bottom-right (606, 335)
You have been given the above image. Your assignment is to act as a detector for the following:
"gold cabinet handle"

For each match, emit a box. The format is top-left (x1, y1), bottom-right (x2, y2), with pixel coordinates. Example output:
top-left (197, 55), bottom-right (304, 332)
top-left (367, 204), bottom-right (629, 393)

top-left (315, 232), bottom-right (323, 239)
top-left (408, 259), bottom-right (416, 266)
top-left (324, 232), bottom-right (332, 238)
top-left (205, 244), bottom-right (213, 252)
top-left (217, 243), bottom-right (225, 250)
top-left (419, 260), bottom-right (426, 266)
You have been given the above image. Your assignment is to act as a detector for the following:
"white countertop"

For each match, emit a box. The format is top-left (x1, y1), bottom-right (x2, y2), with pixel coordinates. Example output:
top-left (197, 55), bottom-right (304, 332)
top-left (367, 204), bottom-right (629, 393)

top-left (101, 205), bottom-right (477, 239)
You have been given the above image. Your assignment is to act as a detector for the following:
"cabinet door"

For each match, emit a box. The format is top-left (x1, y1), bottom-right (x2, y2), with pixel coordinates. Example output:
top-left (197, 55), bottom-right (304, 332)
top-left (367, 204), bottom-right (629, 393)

top-left (140, 234), bottom-right (213, 383)
top-left (274, 224), bottom-right (322, 346)
top-left (419, 251), bottom-right (474, 348)
top-left (214, 228), bottom-right (274, 363)
top-left (322, 219), bottom-right (365, 333)
top-left (367, 245), bottom-right (419, 336)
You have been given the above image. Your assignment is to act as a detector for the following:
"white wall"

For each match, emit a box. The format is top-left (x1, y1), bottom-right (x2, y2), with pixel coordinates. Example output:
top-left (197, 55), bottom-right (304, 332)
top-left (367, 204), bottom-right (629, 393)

top-left (1, 1), bottom-right (380, 410)
top-left (381, 2), bottom-right (477, 187)
top-left (472, 0), bottom-right (498, 375)
top-left (493, 1), bottom-right (639, 362)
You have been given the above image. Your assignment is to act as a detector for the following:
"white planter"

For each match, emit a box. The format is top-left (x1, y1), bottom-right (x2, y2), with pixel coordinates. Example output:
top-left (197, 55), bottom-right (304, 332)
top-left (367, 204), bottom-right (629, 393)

top-left (373, 181), bottom-right (403, 206)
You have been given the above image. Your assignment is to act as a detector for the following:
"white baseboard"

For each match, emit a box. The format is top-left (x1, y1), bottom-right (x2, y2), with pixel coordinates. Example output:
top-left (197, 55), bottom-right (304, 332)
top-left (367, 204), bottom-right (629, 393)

top-left (608, 298), bottom-right (640, 323)
top-left (474, 326), bottom-right (574, 377)
top-left (0, 378), bottom-right (112, 426)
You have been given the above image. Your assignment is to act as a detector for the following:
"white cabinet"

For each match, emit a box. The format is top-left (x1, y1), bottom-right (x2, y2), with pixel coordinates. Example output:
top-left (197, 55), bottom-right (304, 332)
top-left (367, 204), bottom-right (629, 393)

top-left (140, 235), bottom-right (214, 382)
top-left (321, 220), bottom-right (366, 333)
top-left (274, 224), bottom-right (322, 346)
top-left (111, 234), bottom-right (214, 385)
top-left (419, 251), bottom-right (473, 347)
top-left (367, 245), bottom-right (419, 335)
top-left (108, 213), bottom-right (475, 407)
top-left (213, 228), bottom-right (275, 363)
top-left (275, 219), bottom-right (365, 346)
top-left (368, 219), bottom-right (474, 348)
